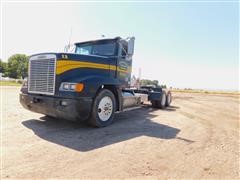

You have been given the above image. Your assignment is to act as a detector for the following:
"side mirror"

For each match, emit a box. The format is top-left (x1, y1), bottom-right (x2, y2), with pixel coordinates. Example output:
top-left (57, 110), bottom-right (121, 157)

top-left (127, 37), bottom-right (135, 56)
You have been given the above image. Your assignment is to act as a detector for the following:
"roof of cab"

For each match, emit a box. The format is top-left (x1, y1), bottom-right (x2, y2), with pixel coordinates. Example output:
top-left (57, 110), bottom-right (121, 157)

top-left (74, 37), bottom-right (122, 45)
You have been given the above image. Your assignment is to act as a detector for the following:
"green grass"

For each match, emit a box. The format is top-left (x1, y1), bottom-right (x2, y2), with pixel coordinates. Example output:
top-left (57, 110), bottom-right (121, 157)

top-left (172, 89), bottom-right (240, 95)
top-left (0, 81), bottom-right (22, 86)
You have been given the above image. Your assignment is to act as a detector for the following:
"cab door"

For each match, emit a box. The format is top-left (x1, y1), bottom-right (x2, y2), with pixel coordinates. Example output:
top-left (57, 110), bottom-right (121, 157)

top-left (117, 42), bottom-right (132, 88)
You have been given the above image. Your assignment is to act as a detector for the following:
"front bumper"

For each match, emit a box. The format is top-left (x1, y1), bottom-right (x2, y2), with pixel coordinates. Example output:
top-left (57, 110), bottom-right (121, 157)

top-left (20, 93), bottom-right (93, 121)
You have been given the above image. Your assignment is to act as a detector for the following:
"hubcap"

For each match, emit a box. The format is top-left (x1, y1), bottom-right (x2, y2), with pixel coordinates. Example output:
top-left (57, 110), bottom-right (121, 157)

top-left (98, 96), bottom-right (113, 121)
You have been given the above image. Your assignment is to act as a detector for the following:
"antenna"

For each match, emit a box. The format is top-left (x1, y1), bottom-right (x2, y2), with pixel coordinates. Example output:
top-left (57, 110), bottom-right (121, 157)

top-left (64, 28), bottom-right (72, 52)
top-left (68, 28), bottom-right (72, 47)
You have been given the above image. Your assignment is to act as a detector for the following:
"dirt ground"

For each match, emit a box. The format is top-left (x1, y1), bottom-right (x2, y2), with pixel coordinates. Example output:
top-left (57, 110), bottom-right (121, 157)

top-left (1, 87), bottom-right (240, 179)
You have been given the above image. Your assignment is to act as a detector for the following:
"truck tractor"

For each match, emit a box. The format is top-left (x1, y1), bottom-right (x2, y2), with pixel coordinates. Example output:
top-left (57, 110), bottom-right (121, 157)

top-left (20, 37), bottom-right (172, 127)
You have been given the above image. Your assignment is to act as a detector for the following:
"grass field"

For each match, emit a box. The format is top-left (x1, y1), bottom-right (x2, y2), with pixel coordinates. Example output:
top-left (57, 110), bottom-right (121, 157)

top-left (172, 89), bottom-right (240, 95)
top-left (0, 81), bottom-right (22, 86)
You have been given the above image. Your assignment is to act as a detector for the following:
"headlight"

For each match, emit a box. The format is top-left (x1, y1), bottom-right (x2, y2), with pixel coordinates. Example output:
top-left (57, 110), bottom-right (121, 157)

top-left (63, 83), bottom-right (70, 90)
top-left (60, 82), bottom-right (84, 92)
top-left (69, 84), bottom-right (76, 90)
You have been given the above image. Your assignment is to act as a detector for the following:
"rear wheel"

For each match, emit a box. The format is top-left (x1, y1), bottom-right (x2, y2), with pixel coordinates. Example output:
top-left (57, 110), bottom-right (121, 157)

top-left (159, 91), bottom-right (167, 109)
top-left (151, 91), bottom-right (167, 109)
top-left (88, 89), bottom-right (116, 127)
top-left (166, 92), bottom-right (172, 107)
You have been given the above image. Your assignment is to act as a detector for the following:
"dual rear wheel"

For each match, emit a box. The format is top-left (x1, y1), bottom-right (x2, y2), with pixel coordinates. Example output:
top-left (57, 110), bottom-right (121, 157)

top-left (151, 91), bottom-right (172, 109)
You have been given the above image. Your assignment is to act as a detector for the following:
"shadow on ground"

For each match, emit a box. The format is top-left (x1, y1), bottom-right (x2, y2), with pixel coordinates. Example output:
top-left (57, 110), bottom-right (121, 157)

top-left (22, 106), bottom-right (185, 152)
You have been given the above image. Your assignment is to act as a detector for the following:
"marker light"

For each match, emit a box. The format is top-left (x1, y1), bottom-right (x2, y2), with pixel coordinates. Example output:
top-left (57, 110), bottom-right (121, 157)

top-left (75, 83), bottom-right (84, 92)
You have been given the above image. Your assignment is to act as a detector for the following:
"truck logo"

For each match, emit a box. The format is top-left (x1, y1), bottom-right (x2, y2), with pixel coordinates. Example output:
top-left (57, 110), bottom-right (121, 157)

top-left (119, 61), bottom-right (128, 71)
top-left (61, 54), bottom-right (69, 59)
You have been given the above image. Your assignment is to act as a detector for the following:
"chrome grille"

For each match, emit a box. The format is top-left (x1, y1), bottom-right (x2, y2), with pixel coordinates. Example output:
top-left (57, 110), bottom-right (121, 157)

top-left (28, 55), bottom-right (56, 95)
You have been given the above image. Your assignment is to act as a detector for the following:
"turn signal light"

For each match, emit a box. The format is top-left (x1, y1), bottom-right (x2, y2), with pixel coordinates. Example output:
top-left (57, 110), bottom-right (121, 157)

top-left (60, 82), bottom-right (84, 92)
top-left (75, 83), bottom-right (84, 92)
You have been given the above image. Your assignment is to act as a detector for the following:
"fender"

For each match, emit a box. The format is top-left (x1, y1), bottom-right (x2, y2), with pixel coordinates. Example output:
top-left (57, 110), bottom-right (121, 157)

top-left (55, 74), bottom-right (123, 112)
top-left (74, 75), bottom-right (123, 111)
top-left (74, 75), bottom-right (121, 96)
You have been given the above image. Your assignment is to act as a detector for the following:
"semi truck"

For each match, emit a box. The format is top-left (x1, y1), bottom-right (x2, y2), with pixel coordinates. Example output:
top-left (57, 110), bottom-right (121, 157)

top-left (20, 37), bottom-right (172, 127)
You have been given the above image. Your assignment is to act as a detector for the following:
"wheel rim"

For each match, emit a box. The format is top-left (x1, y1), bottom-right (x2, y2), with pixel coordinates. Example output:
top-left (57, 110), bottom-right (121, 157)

top-left (97, 96), bottom-right (113, 121)
top-left (161, 94), bottom-right (166, 106)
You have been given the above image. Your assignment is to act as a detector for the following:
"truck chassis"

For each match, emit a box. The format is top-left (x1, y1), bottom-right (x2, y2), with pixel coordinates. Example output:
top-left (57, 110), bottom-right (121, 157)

top-left (20, 37), bottom-right (172, 127)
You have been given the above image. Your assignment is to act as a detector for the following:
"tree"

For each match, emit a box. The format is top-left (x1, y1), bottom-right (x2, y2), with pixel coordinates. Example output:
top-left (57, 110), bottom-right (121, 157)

top-left (152, 80), bottom-right (159, 86)
top-left (140, 79), bottom-right (160, 87)
top-left (0, 59), bottom-right (8, 75)
top-left (7, 54), bottom-right (28, 79)
top-left (160, 84), bottom-right (167, 88)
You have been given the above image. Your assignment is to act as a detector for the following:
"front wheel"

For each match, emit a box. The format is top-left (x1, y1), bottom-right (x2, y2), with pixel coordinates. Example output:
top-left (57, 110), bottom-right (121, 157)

top-left (88, 89), bottom-right (116, 127)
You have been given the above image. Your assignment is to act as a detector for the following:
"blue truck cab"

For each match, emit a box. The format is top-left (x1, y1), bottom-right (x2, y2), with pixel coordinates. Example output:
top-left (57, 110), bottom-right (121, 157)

top-left (20, 37), bottom-right (172, 127)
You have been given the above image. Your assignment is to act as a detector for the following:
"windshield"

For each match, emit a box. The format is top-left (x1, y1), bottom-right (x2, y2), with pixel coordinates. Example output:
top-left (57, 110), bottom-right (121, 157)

top-left (75, 42), bottom-right (116, 56)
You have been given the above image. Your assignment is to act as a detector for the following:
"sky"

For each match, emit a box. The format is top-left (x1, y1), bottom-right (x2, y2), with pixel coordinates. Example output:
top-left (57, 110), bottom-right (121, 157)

top-left (1, 1), bottom-right (239, 90)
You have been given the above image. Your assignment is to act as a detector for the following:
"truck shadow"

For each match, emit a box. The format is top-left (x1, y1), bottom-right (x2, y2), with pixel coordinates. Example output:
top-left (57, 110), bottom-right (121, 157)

top-left (22, 106), bottom-right (184, 152)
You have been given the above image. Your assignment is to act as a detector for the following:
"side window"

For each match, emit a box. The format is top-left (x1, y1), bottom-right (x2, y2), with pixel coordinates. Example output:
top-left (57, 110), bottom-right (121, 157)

top-left (121, 44), bottom-right (127, 57)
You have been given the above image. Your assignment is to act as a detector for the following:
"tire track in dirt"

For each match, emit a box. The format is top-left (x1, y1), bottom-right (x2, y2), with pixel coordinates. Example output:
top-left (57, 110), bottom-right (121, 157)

top-left (173, 93), bottom-right (239, 178)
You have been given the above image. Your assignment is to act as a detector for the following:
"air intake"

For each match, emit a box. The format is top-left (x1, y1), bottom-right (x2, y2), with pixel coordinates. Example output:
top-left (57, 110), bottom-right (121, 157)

top-left (28, 54), bottom-right (56, 95)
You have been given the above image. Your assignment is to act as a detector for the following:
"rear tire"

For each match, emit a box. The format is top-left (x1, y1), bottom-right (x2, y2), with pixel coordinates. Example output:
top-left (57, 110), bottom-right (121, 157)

top-left (165, 92), bottom-right (172, 107)
top-left (88, 89), bottom-right (116, 127)
top-left (151, 91), bottom-right (167, 109)
top-left (158, 91), bottom-right (167, 109)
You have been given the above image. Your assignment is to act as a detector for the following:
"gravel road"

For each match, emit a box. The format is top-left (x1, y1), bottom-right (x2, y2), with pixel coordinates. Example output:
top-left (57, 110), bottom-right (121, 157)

top-left (2, 87), bottom-right (239, 179)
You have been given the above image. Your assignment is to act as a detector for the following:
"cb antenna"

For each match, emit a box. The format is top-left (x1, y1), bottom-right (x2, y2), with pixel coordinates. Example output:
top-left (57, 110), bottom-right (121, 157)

top-left (64, 28), bottom-right (72, 52)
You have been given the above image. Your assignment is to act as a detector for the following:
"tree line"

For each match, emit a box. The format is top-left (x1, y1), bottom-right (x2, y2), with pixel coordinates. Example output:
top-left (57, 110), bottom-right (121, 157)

top-left (140, 79), bottom-right (167, 88)
top-left (0, 54), bottom-right (28, 79)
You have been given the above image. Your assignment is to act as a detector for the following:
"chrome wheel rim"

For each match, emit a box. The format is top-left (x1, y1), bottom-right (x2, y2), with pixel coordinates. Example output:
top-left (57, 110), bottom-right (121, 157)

top-left (98, 96), bottom-right (113, 121)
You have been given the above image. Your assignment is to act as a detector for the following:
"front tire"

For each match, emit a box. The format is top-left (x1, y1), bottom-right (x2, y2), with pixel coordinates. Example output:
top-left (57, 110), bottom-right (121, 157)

top-left (88, 89), bottom-right (116, 127)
